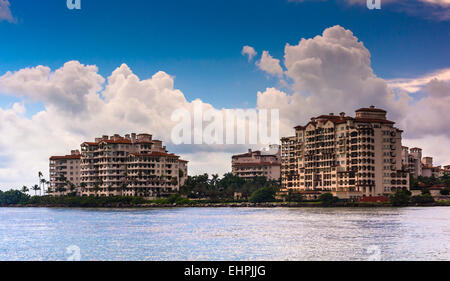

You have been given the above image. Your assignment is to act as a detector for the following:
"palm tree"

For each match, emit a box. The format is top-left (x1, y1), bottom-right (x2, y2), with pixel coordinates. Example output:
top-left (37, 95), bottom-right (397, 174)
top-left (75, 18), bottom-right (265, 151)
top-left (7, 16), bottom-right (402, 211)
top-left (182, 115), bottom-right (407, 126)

top-left (40, 178), bottom-right (47, 196)
top-left (21, 186), bottom-right (29, 194)
top-left (38, 171), bottom-right (43, 195)
top-left (46, 180), bottom-right (50, 195)
top-left (32, 184), bottom-right (40, 196)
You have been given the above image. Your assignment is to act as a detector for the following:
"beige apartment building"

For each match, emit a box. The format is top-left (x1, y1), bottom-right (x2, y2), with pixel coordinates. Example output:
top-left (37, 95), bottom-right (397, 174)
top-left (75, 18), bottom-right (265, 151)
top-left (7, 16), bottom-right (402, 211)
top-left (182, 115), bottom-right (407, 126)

top-left (421, 157), bottom-right (448, 178)
top-left (401, 148), bottom-right (449, 179)
top-left (49, 150), bottom-right (81, 195)
top-left (402, 147), bottom-right (423, 178)
top-left (281, 106), bottom-right (409, 199)
top-left (232, 145), bottom-right (281, 181)
top-left (50, 133), bottom-right (188, 198)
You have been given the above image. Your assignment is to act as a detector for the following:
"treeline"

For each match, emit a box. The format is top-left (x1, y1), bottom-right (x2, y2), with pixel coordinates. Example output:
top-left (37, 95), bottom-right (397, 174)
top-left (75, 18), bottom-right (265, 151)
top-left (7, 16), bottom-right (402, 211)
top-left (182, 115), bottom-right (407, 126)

top-left (389, 188), bottom-right (444, 206)
top-left (0, 190), bottom-right (30, 205)
top-left (179, 173), bottom-right (280, 202)
top-left (411, 174), bottom-right (450, 189)
top-left (0, 190), bottom-right (149, 207)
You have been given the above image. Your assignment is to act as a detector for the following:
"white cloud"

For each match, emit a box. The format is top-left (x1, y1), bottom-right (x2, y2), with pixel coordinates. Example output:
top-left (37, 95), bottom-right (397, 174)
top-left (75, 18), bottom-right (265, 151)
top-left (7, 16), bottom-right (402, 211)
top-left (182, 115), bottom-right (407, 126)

top-left (400, 79), bottom-right (450, 138)
top-left (256, 51), bottom-right (284, 77)
top-left (388, 68), bottom-right (450, 93)
top-left (0, 62), bottom-right (275, 190)
top-left (241, 46), bottom-right (257, 61)
top-left (403, 135), bottom-right (450, 168)
top-left (254, 25), bottom-right (449, 165)
top-left (0, 0), bottom-right (15, 23)
top-left (420, 0), bottom-right (450, 5)
top-left (0, 62), bottom-right (105, 114)
top-left (257, 25), bottom-right (409, 135)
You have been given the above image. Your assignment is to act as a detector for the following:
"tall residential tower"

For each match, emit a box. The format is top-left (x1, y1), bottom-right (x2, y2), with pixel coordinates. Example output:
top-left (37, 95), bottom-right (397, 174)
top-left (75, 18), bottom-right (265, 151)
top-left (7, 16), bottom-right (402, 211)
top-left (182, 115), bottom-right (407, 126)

top-left (281, 106), bottom-right (409, 199)
top-left (50, 133), bottom-right (188, 198)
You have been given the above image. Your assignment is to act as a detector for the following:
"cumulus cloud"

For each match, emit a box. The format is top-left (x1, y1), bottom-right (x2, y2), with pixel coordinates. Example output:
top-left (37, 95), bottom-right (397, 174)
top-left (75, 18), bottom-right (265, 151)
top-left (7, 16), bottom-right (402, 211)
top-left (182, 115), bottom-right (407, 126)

top-left (0, 0), bottom-right (15, 23)
top-left (0, 62), bottom-right (279, 190)
top-left (253, 25), bottom-right (449, 165)
top-left (388, 68), bottom-right (450, 93)
top-left (0, 62), bottom-right (204, 189)
top-left (257, 51), bottom-right (284, 77)
top-left (257, 25), bottom-right (409, 135)
top-left (241, 46), bottom-right (257, 61)
top-left (400, 79), bottom-right (450, 138)
top-left (0, 62), bottom-right (105, 114)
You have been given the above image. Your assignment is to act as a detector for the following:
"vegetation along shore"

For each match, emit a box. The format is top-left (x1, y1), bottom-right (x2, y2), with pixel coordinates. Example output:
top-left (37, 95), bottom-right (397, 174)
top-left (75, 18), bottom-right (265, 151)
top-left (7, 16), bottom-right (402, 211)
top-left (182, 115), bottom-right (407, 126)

top-left (1, 173), bottom-right (449, 208)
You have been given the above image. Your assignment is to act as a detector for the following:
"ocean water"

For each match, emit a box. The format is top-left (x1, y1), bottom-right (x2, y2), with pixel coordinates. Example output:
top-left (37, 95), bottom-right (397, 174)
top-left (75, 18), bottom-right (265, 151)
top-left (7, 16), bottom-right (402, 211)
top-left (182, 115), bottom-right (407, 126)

top-left (0, 207), bottom-right (449, 261)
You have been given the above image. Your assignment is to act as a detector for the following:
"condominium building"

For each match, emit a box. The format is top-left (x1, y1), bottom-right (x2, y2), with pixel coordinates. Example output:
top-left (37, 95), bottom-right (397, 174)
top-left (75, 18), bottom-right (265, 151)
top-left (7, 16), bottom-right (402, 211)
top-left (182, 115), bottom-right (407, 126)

top-left (281, 106), bottom-right (409, 199)
top-left (232, 145), bottom-right (281, 181)
top-left (50, 133), bottom-right (188, 198)
top-left (402, 147), bottom-right (423, 178)
top-left (421, 157), bottom-right (446, 178)
top-left (400, 149), bottom-right (450, 179)
top-left (49, 150), bottom-right (81, 195)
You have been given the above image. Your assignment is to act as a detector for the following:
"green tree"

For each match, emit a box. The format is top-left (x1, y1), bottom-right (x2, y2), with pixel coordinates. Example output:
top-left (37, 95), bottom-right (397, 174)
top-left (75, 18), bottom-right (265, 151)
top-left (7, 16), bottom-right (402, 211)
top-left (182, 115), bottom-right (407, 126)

top-left (285, 189), bottom-right (303, 202)
top-left (249, 185), bottom-right (278, 203)
top-left (389, 189), bottom-right (412, 206)
top-left (412, 194), bottom-right (435, 204)
top-left (0, 190), bottom-right (30, 205)
top-left (40, 178), bottom-right (47, 195)
top-left (21, 186), bottom-right (29, 194)
top-left (31, 184), bottom-right (41, 196)
top-left (38, 171), bottom-right (43, 196)
top-left (319, 193), bottom-right (339, 206)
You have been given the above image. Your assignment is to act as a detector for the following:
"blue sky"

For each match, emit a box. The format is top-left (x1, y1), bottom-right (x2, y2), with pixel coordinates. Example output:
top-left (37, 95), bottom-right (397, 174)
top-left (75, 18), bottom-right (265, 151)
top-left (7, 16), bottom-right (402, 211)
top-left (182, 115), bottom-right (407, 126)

top-left (1, 0), bottom-right (450, 188)
top-left (1, 0), bottom-right (449, 111)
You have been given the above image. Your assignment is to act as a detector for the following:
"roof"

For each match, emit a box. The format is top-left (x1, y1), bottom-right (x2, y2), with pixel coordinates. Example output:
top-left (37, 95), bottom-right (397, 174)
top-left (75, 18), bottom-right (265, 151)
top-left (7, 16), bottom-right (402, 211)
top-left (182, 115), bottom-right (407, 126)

top-left (82, 139), bottom-right (154, 145)
top-left (232, 151), bottom-right (261, 158)
top-left (50, 155), bottom-right (81, 160)
top-left (281, 136), bottom-right (296, 141)
top-left (102, 139), bottom-right (132, 144)
top-left (297, 115), bottom-right (352, 129)
top-left (82, 142), bottom-right (99, 146)
top-left (129, 152), bottom-right (179, 158)
top-left (356, 107), bottom-right (387, 113)
top-left (232, 162), bottom-right (280, 167)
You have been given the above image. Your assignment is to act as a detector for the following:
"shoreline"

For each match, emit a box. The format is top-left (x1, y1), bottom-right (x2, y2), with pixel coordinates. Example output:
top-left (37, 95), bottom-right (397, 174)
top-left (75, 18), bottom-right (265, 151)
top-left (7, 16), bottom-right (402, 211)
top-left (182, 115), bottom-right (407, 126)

top-left (2, 202), bottom-right (449, 209)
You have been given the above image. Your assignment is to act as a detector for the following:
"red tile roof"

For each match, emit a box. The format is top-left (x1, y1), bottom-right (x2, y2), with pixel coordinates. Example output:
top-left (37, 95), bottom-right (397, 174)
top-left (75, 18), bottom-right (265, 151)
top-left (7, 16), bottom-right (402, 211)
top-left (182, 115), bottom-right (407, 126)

top-left (129, 152), bottom-right (179, 158)
top-left (82, 142), bottom-right (99, 146)
top-left (233, 162), bottom-right (280, 167)
top-left (82, 139), bottom-right (155, 145)
top-left (232, 151), bottom-right (262, 158)
top-left (50, 155), bottom-right (81, 160)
